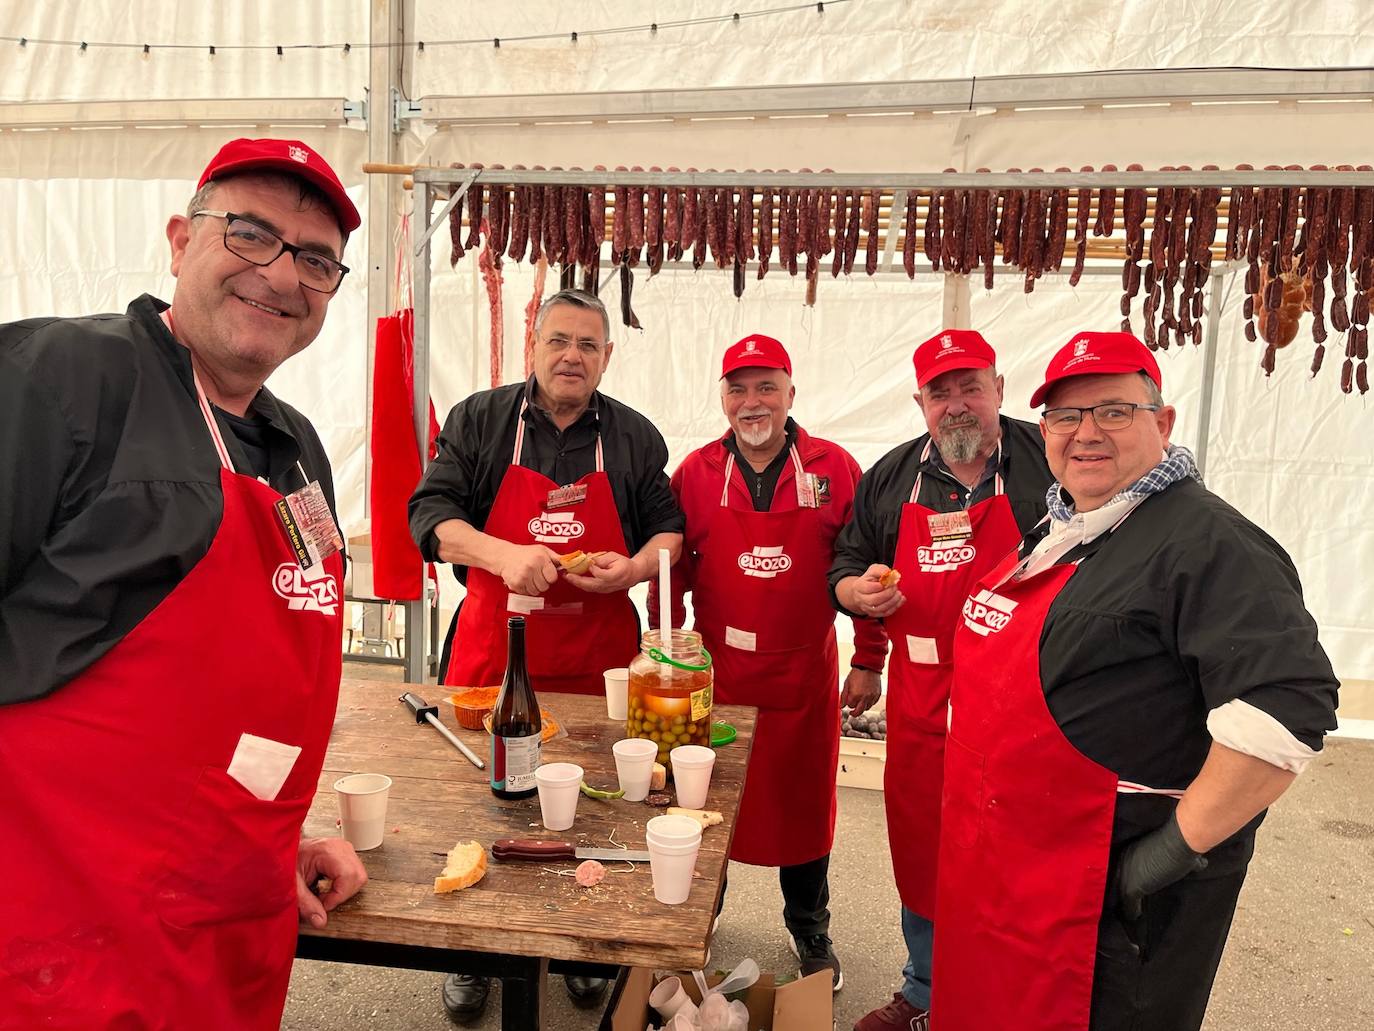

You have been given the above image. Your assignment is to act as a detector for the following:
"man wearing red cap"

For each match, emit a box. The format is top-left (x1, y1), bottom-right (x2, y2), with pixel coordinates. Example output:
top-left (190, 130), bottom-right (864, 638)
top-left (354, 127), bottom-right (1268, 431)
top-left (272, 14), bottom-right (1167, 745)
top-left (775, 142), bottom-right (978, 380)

top-left (830, 329), bottom-right (1053, 1031)
top-left (651, 333), bottom-right (882, 991)
top-left (930, 332), bottom-right (1338, 1031)
top-left (0, 138), bottom-right (366, 1028)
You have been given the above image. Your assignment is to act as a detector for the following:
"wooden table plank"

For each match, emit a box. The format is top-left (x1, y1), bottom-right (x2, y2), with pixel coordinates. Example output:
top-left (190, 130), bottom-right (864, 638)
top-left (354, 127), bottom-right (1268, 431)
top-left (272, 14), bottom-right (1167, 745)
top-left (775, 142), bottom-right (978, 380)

top-left (299, 680), bottom-right (757, 972)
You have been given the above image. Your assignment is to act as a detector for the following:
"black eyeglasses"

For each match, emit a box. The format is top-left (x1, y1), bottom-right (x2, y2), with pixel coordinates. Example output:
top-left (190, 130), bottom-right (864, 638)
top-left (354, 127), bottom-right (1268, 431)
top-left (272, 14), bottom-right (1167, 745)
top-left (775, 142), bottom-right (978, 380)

top-left (191, 210), bottom-right (349, 294)
top-left (1042, 402), bottom-right (1161, 434)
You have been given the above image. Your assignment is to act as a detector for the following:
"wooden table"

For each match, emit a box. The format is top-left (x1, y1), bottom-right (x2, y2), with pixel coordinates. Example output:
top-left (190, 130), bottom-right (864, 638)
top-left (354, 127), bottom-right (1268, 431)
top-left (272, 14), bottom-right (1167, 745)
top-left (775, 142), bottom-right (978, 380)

top-left (296, 679), bottom-right (756, 1030)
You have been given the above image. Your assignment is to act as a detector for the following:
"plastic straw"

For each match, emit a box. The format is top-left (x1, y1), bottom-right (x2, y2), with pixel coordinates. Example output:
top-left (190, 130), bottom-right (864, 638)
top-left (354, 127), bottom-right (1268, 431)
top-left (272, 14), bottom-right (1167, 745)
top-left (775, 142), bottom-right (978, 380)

top-left (658, 547), bottom-right (672, 672)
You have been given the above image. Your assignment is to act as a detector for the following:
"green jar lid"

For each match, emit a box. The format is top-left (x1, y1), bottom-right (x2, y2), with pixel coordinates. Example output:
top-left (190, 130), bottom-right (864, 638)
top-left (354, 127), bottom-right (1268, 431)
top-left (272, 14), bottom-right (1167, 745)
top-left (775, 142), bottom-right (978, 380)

top-left (711, 721), bottom-right (737, 747)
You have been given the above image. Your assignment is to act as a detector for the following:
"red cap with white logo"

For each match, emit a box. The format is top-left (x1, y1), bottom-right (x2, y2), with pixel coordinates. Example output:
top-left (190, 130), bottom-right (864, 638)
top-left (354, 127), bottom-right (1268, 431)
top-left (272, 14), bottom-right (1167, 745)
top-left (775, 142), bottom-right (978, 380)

top-left (197, 137), bottom-right (361, 234)
top-left (720, 333), bottom-right (792, 378)
top-left (912, 329), bottom-right (996, 388)
top-left (1029, 331), bottom-right (1162, 408)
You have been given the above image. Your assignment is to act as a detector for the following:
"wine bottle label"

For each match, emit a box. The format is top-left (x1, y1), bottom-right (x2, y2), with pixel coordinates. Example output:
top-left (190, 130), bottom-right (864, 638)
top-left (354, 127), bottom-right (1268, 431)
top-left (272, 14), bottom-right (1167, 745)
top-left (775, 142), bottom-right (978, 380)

top-left (491, 733), bottom-right (542, 792)
top-left (690, 684), bottom-right (713, 722)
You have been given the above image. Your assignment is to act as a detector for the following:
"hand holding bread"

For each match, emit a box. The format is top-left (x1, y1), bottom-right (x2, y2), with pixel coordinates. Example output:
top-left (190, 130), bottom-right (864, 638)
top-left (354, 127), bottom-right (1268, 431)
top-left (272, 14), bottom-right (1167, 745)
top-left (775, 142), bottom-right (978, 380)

top-left (848, 563), bottom-right (906, 619)
top-left (562, 550), bottom-right (640, 594)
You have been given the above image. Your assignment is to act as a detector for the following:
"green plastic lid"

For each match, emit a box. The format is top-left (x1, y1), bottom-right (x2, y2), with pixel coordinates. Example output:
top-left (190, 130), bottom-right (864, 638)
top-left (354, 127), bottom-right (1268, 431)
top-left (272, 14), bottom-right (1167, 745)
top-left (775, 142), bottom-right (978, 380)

top-left (711, 721), bottom-right (737, 747)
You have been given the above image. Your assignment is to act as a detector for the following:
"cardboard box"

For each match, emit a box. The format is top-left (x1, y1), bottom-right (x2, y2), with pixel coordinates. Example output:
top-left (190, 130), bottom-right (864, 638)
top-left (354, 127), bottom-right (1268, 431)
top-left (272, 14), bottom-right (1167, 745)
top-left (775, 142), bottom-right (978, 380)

top-left (836, 734), bottom-right (887, 791)
top-left (609, 966), bottom-right (834, 1031)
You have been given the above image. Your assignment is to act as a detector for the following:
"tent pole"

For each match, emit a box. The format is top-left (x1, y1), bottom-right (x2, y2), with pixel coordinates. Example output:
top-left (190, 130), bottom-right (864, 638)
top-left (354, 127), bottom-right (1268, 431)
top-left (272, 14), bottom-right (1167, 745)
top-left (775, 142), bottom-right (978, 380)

top-left (405, 179), bottom-right (432, 685)
top-left (1195, 268), bottom-right (1226, 480)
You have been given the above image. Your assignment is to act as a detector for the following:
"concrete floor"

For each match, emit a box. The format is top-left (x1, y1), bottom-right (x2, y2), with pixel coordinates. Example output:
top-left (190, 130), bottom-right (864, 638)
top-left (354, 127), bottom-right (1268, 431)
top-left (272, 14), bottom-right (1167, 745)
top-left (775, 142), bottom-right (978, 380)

top-left (284, 662), bottom-right (1374, 1030)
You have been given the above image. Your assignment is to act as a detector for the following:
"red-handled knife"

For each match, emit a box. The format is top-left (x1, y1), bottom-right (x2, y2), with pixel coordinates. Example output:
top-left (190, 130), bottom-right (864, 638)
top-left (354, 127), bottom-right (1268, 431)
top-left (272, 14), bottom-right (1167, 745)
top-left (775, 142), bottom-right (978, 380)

top-left (492, 838), bottom-right (650, 863)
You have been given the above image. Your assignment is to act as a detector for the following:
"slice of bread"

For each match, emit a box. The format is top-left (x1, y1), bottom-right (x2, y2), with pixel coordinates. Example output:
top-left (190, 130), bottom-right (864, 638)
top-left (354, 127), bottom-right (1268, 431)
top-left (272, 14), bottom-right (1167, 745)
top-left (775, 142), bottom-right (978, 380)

top-left (434, 840), bottom-right (488, 893)
top-left (559, 550), bottom-right (607, 576)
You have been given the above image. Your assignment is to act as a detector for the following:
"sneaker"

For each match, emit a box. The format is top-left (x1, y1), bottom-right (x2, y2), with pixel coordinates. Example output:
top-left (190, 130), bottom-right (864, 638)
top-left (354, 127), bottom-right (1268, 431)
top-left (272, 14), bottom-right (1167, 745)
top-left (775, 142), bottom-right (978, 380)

top-left (852, 991), bottom-right (929, 1031)
top-left (788, 933), bottom-right (843, 992)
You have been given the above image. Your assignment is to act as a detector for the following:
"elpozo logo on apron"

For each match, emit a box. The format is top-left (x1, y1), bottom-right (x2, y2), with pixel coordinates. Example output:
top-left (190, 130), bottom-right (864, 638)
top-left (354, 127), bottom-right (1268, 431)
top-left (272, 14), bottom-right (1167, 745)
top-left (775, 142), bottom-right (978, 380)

top-left (918, 542), bottom-right (977, 573)
top-left (737, 545), bottom-right (793, 578)
top-left (528, 510), bottom-right (586, 543)
top-left (962, 588), bottom-right (1017, 636)
top-left (272, 563), bottom-right (339, 615)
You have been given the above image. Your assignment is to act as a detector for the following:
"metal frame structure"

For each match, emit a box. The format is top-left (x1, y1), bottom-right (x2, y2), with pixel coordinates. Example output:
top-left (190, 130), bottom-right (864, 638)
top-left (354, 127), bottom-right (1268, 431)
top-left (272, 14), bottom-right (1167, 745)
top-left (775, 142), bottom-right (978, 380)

top-left (402, 165), bottom-right (1374, 679)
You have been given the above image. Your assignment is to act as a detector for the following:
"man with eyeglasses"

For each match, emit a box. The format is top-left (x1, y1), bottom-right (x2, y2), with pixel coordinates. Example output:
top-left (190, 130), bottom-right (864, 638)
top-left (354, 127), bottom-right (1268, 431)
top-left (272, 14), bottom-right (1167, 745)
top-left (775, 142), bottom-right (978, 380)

top-left (409, 287), bottom-right (683, 1022)
top-left (930, 331), bottom-right (1339, 1031)
top-left (829, 330), bottom-right (1053, 1031)
top-left (0, 138), bottom-right (367, 1028)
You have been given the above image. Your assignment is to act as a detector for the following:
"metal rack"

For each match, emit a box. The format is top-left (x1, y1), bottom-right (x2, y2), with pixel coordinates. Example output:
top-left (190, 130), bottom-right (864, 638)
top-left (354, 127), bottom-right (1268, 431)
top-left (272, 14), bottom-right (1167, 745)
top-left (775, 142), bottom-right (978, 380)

top-left (401, 165), bottom-right (1374, 680)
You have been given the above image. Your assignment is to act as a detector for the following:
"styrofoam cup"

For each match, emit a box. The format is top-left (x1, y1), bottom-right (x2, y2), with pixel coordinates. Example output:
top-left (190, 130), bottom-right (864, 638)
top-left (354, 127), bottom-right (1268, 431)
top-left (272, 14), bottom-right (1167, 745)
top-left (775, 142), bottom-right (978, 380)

top-left (535, 762), bottom-right (584, 831)
top-left (613, 738), bottom-right (658, 802)
top-left (603, 667), bottom-right (630, 720)
top-left (647, 823), bottom-right (702, 905)
top-left (646, 813), bottom-right (705, 844)
top-left (334, 773), bottom-right (392, 851)
top-left (649, 976), bottom-right (700, 1023)
top-left (670, 744), bottom-right (716, 810)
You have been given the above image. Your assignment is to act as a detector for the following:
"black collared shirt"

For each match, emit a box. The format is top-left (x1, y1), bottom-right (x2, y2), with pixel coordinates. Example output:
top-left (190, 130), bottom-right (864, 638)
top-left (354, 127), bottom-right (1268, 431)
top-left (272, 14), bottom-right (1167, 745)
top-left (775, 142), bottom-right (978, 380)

top-left (409, 377), bottom-right (684, 582)
top-left (721, 419), bottom-right (799, 512)
top-left (828, 415), bottom-right (1053, 614)
top-left (1032, 478), bottom-right (1338, 866)
top-left (1, 294), bottom-right (336, 704)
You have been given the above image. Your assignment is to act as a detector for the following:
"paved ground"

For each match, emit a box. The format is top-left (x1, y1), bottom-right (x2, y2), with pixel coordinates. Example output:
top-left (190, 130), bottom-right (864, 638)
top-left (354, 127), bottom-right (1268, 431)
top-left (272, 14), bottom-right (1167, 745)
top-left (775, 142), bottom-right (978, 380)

top-left (285, 664), bottom-right (1374, 1029)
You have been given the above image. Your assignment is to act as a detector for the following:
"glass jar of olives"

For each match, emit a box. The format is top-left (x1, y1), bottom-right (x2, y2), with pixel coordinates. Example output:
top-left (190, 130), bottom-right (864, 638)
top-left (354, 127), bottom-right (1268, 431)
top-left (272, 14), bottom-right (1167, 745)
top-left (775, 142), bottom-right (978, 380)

top-left (626, 629), bottom-right (713, 766)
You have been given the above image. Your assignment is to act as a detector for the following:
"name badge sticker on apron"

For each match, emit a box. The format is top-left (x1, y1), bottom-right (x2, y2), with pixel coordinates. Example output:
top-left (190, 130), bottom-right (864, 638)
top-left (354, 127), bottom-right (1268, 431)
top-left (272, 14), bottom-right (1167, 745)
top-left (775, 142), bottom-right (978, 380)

top-left (927, 510), bottom-right (973, 543)
top-left (274, 479), bottom-right (343, 570)
top-left (546, 483), bottom-right (588, 509)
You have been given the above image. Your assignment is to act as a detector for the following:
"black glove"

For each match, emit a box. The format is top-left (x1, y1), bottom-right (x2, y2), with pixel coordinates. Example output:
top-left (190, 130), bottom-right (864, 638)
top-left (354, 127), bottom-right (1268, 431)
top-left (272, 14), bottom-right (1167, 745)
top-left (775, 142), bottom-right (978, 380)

top-left (1116, 812), bottom-right (1208, 921)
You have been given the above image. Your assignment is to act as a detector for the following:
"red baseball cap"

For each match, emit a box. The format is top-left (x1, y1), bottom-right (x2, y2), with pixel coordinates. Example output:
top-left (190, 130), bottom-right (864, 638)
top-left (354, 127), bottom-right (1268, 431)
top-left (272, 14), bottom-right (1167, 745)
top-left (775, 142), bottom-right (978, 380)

top-left (720, 333), bottom-right (792, 378)
top-left (1030, 331), bottom-right (1162, 408)
top-left (198, 137), bottom-right (361, 234)
top-left (912, 329), bottom-right (996, 388)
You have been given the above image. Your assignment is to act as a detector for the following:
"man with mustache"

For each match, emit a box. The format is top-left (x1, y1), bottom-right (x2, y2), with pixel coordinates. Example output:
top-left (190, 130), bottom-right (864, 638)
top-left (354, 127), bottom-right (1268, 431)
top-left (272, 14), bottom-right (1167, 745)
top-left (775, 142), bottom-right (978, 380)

top-left (830, 330), bottom-right (1053, 1031)
top-left (0, 138), bottom-right (366, 1028)
top-left (930, 332), bottom-right (1337, 1031)
top-left (409, 287), bottom-right (683, 1021)
top-left (652, 333), bottom-right (885, 991)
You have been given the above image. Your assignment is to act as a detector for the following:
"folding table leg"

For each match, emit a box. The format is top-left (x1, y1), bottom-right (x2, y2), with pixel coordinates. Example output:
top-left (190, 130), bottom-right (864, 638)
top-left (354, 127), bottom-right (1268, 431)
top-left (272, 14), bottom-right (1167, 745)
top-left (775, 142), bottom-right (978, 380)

top-left (499, 955), bottom-right (549, 1031)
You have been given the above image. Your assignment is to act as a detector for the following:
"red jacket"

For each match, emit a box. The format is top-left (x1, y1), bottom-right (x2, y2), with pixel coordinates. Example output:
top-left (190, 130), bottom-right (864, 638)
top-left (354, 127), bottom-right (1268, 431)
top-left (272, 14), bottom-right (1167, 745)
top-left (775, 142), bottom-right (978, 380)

top-left (651, 424), bottom-right (888, 671)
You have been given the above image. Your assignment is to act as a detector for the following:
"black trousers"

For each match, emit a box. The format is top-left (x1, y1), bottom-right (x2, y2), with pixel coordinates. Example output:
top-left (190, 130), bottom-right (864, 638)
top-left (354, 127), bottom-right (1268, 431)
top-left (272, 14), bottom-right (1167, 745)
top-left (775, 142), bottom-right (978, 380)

top-left (1090, 867), bottom-right (1248, 1031)
top-left (717, 853), bottom-right (831, 938)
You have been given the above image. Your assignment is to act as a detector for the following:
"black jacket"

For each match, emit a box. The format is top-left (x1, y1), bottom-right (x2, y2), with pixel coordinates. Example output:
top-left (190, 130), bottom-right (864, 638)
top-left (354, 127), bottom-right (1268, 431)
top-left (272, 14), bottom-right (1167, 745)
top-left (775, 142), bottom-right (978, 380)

top-left (1, 294), bottom-right (336, 703)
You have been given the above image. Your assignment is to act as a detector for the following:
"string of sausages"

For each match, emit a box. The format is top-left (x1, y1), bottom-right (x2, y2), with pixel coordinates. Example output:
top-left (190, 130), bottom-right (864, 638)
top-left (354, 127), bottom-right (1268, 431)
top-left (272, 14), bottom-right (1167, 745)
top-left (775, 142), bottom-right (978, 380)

top-left (445, 163), bottom-right (1374, 394)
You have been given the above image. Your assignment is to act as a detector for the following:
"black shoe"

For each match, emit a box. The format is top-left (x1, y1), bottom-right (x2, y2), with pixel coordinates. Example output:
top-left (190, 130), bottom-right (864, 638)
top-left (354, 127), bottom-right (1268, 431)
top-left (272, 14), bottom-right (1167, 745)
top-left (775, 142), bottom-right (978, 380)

top-left (564, 974), bottom-right (609, 1008)
top-left (789, 933), bottom-right (844, 992)
top-left (441, 974), bottom-right (491, 1024)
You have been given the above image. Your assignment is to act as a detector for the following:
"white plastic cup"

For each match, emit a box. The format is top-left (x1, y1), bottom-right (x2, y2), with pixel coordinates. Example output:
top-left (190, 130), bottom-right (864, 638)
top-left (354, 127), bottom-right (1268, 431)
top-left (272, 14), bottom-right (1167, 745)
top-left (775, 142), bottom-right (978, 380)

top-left (603, 667), bottom-right (630, 721)
top-left (648, 975), bottom-right (700, 1024)
top-left (334, 773), bottom-right (392, 851)
top-left (612, 738), bottom-right (659, 802)
top-left (646, 816), bottom-right (702, 905)
top-left (535, 762), bottom-right (584, 831)
top-left (670, 744), bottom-right (717, 810)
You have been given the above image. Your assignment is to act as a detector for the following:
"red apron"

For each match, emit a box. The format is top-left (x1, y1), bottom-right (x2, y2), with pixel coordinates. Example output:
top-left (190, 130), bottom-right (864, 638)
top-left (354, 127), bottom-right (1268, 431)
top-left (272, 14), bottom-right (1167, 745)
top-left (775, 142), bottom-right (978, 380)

top-left (881, 444), bottom-right (1021, 918)
top-left (446, 404), bottom-right (638, 694)
top-left (0, 375), bottom-right (343, 1030)
top-left (931, 549), bottom-right (1120, 1030)
top-left (692, 447), bottom-right (839, 866)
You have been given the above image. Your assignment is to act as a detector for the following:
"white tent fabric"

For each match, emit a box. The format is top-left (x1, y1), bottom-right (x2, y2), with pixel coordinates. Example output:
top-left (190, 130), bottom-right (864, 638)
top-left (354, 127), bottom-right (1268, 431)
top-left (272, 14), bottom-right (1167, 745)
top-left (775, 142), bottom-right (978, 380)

top-left (3, 1), bottom-right (1372, 681)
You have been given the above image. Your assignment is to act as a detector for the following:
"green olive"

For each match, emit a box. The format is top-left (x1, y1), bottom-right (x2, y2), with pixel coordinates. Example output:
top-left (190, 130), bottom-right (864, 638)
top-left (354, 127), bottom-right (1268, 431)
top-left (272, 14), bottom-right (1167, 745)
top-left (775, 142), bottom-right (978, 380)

top-left (650, 731), bottom-right (661, 742)
top-left (661, 732), bottom-right (676, 746)
top-left (687, 723), bottom-right (698, 735)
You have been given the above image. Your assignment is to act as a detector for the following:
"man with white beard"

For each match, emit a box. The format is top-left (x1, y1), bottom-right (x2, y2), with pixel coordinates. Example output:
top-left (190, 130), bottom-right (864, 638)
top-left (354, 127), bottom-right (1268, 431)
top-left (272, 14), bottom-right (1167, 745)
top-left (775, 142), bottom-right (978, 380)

top-left (652, 333), bottom-right (885, 991)
top-left (830, 330), bottom-right (1053, 1031)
